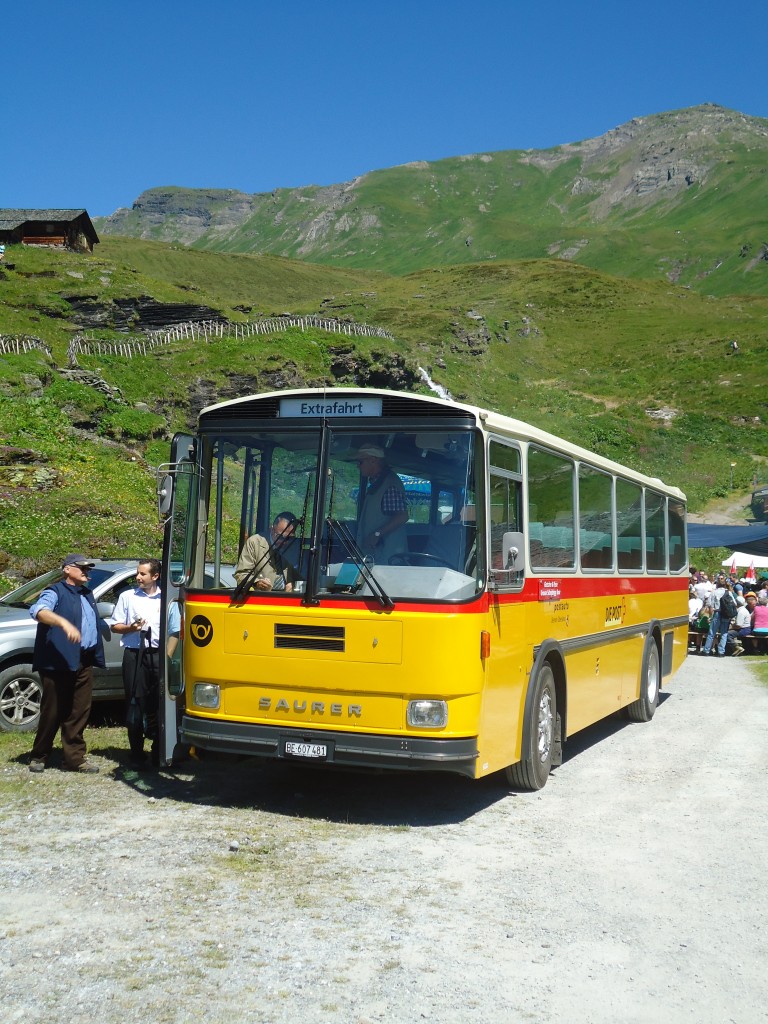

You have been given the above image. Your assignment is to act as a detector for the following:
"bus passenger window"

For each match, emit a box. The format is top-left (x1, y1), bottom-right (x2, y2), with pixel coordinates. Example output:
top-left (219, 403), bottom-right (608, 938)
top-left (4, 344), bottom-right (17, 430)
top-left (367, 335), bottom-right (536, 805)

top-left (616, 479), bottom-right (643, 571)
top-left (645, 490), bottom-right (666, 571)
top-left (528, 447), bottom-right (575, 570)
top-left (579, 465), bottom-right (614, 570)
top-left (668, 498), bottom-right (687, 572)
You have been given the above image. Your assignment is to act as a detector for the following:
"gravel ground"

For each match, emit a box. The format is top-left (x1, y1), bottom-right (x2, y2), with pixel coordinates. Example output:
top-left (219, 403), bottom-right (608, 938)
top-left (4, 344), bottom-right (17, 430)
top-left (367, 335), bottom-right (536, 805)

top-left (1, 655), bottom-right (767, 1024)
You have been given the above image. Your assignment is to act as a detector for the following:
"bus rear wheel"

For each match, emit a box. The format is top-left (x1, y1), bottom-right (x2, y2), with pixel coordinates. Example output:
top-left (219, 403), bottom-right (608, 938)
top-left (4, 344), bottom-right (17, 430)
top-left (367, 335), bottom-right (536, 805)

top-left (505, 662), bottom-right (556, 791)
top-left (623, 637), bottom-right (660, 722)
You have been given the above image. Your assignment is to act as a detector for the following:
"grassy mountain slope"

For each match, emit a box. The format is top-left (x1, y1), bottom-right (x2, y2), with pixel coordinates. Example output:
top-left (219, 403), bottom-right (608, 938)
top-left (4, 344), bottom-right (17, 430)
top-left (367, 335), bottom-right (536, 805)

top-left (97, 105), bottom-right (768, 296)
top-left (1, 239), bottom-right (766, 583)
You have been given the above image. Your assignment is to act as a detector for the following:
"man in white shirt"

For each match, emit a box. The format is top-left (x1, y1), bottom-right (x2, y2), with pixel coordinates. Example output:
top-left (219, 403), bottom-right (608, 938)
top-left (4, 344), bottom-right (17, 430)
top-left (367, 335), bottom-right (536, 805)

top-left (701, 576), bottom-right (729, 657)
top-left (693, 573), bottom-right (714, 607)
top-left (107, 558), bottom-right (163, 765)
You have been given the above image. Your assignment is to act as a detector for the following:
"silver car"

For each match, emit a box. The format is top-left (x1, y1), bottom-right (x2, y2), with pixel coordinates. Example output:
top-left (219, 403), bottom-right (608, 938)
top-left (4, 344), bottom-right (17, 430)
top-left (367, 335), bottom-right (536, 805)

top-left (0, 560), bottom-right (140, 732)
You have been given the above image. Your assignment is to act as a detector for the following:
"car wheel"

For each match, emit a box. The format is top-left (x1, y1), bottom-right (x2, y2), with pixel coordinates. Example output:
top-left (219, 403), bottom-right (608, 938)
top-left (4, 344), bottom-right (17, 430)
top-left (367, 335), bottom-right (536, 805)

top-left (0, 663), bottom-right (43, 733)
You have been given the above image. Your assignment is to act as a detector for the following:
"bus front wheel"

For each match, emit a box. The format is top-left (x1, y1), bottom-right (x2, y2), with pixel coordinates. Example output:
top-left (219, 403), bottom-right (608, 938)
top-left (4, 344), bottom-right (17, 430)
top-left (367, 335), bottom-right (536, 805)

top-left (623, 637), bottom-right (660, 723)
top-left (505, 662), bottom-right (557, 791)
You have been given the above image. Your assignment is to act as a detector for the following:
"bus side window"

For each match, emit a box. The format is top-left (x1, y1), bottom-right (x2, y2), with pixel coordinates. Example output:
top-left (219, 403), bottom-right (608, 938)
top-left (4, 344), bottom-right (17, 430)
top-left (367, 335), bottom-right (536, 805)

top-left (490, 475), bottom-right (521, 572)
top-left (616, 479), bottom-right (643, 571)
top-left (645, 490), bottom-right (666, 571)
top-left (578, 465), bottom-right (614, 571)
top-left (528, 447), bottom-right (575, 570)
top-left (668, 498), bottom-right (687, 572)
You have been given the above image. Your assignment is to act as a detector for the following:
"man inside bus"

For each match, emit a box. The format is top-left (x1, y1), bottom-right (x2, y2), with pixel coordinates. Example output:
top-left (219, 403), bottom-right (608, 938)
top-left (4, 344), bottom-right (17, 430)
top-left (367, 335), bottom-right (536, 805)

top-left (234, 511), bottom-right (299, 591)
top-left (353, 445), bottom-right (409, 563)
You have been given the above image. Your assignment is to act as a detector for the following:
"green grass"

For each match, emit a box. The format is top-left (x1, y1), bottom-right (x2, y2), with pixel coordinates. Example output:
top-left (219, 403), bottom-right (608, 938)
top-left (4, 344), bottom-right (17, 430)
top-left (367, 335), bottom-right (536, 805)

top-left (1, 238), bottom-right (767, 577)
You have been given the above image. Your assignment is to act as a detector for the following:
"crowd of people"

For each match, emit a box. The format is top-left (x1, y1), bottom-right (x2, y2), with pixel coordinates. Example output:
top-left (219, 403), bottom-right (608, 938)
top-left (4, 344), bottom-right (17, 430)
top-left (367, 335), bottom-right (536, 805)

top-left (688, 566), bottom-right (768, 657)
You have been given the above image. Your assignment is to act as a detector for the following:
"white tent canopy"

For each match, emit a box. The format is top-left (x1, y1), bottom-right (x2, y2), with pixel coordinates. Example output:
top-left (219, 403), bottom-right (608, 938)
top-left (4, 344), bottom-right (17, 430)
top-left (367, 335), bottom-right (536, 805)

top-left (721, 551), bottom-right (768, 569)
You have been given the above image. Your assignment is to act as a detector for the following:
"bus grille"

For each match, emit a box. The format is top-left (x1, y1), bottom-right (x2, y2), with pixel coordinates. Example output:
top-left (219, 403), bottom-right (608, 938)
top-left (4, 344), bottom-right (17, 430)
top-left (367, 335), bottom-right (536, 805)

top-left (274, 623), bottom-right (345, 652)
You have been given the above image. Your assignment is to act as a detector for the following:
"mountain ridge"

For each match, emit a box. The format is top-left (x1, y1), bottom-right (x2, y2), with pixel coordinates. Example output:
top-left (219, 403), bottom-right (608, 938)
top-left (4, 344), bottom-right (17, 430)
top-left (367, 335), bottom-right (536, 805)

top-left (97, 103), bottom-right (768, 294)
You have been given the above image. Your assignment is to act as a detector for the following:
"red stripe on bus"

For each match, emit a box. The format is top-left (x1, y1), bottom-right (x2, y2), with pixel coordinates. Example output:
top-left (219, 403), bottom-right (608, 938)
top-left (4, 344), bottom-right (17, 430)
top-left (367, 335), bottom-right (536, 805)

top-left (184, 575), bottom-right (687, 614)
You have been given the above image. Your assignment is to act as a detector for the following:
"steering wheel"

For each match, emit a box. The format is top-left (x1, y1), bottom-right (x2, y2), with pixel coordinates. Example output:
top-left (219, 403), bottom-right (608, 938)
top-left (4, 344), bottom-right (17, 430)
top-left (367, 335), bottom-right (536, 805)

top-left (388, 552), bottom-right (453, 568)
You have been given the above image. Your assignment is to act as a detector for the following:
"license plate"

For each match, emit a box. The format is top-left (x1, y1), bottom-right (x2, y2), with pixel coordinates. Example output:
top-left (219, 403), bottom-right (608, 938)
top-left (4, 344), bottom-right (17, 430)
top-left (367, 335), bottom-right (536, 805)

top-left (284, 741), bottom-right (327, 759)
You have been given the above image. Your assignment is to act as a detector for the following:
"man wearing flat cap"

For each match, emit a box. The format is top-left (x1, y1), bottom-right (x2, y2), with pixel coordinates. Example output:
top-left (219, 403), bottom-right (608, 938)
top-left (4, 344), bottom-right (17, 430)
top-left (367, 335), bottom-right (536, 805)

top-left (354, 445), bottom-right (409, 562)
top-left (28, 554), bottom-right (106, 774)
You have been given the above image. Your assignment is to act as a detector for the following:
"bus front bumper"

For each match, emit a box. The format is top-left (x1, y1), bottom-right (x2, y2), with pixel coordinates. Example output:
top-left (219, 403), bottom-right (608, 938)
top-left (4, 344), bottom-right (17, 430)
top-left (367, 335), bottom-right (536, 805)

top-left (179, 715), bottom-right (479, 777)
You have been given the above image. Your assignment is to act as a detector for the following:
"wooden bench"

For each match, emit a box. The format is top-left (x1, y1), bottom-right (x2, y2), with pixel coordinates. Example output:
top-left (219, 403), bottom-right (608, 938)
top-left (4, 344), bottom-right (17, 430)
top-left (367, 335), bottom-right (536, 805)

top-left (688, 630), bottom-right (703, 652)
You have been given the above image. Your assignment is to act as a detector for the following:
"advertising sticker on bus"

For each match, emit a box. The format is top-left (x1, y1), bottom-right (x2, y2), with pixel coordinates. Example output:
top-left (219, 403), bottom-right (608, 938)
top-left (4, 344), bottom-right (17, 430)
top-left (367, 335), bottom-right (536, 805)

top-left (538, 579), bottom-right (562, 601)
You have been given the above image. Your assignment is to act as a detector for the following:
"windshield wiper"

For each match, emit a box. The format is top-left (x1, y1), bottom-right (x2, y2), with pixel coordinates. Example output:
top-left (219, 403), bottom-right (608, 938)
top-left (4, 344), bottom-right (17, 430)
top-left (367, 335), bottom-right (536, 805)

top-left (327, 518), bottom-right (394, 609)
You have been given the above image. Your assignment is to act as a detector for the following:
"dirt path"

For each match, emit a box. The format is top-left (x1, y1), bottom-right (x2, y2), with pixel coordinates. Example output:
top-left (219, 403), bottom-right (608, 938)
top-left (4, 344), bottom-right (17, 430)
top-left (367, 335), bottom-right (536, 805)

top-left (2, 656), bottom-right (767, 1024)
top-left (687, 491), bottom-right (754, 526)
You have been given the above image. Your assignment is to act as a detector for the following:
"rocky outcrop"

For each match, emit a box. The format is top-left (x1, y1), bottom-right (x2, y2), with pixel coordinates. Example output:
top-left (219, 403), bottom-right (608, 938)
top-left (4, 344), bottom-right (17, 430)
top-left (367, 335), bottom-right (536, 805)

top-left (62, 294), bottom-right (226, 331)
top-left (58, 368), bottom-right (123, 400)
top-left (450, 311), bottom-right (491, 356)
top-left (103, 188), bottom-right (257, 245)
top-left (0, 445), bottom-right (57, 500)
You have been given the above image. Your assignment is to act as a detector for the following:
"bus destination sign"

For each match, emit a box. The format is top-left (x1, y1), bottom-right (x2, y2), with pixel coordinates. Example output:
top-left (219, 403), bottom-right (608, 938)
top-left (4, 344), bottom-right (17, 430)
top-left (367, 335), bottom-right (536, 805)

top-left (279, 397), bottom-right (383, 418)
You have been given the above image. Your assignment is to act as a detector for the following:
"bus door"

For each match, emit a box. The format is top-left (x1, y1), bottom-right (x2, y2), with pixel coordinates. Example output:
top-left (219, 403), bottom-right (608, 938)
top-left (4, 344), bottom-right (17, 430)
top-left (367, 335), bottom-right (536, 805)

top-left (483, 439), bottom-right (527, 766)
top-left (157, 433), bottom-right (197, 766)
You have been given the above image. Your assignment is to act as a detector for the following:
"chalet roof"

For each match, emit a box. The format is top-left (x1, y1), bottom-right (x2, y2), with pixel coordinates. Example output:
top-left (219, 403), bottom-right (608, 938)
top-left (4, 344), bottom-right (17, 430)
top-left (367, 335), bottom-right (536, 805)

top-left (0, 208), bottom-right (99, 245)
top-left (0, 208), bottom-right (92, 230)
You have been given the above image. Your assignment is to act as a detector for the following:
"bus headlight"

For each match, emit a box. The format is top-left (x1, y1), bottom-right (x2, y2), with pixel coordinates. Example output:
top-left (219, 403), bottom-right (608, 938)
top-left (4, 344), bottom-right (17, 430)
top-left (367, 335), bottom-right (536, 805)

top-left (193, 683), bottom-right (220, 710)
top-left (407, 699), bottom-right (448, 728)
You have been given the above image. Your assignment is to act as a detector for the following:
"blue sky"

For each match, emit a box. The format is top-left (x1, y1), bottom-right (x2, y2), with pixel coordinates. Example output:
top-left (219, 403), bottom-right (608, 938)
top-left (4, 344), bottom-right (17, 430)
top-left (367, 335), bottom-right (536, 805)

top-left (2, 0), bottom-right (765, 217)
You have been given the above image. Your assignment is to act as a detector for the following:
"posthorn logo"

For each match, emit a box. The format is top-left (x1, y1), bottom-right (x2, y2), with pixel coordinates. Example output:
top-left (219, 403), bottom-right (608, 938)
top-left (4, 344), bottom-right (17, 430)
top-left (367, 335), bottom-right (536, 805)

top-left (190, 614), bottom-right (213, 647)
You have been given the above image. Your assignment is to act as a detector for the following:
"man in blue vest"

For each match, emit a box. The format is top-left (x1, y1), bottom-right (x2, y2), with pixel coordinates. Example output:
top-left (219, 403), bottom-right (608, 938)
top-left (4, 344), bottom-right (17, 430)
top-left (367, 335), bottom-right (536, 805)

top-left (28, 554), bottom-right (106, 774)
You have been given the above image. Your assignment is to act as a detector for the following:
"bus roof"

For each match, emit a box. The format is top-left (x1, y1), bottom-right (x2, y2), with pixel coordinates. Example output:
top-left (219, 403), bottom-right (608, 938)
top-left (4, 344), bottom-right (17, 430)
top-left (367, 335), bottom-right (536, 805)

top-left (198, 387), bottom-right (686, 501)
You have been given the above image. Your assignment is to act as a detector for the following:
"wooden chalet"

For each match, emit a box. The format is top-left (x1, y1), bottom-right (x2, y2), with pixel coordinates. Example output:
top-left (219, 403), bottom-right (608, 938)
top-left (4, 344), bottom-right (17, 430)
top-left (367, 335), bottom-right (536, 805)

top-left (0, 209), bottom-right (99, 253)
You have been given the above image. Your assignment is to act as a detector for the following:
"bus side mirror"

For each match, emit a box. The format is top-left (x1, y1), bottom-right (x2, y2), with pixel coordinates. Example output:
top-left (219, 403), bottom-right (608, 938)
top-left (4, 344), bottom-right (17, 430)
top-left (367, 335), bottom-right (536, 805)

top-left (503, 532), bottom-right (525, 572)
top-left (157, 473), bottom-right (173, 517)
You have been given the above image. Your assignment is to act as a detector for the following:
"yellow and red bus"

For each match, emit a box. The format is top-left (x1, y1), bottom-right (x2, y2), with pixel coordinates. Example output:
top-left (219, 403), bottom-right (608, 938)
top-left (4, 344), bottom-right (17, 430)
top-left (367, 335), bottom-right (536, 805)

top-left (158, 388), bottom-right (688, 789)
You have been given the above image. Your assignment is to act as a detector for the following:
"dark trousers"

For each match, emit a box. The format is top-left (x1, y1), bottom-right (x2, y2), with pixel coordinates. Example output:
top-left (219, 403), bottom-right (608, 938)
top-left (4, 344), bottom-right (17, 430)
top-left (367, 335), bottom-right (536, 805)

top-left (122, 647), bottom-right (160, 760)
top-left (31, 660), bottom-right (94, 769)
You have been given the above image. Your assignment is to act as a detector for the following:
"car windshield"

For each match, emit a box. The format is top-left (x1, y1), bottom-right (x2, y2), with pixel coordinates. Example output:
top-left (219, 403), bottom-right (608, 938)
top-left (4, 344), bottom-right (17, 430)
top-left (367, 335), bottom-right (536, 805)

top-left (0, 568), bottom-right (117, 607)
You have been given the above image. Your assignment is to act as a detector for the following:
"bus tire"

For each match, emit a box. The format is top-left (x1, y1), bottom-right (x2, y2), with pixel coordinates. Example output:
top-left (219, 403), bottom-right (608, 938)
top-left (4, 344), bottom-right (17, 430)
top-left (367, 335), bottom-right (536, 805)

top-left (624, 636), bottom-right (660, 723)
top-left (505, 662), bottom-right (557, 791)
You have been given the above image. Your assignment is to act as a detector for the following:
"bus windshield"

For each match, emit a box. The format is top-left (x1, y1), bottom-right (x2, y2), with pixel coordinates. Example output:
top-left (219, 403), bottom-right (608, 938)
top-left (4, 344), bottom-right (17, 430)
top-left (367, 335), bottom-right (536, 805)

top-left (195, 424), bottom-right (483, 603)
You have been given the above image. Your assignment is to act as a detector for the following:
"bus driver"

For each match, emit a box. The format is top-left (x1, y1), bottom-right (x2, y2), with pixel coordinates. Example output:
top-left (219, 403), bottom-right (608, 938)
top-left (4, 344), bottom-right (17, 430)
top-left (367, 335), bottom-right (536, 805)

top-left (354, 445), bottom-right (409, 563)
top-left (234, 511), bottom-right (299, 591)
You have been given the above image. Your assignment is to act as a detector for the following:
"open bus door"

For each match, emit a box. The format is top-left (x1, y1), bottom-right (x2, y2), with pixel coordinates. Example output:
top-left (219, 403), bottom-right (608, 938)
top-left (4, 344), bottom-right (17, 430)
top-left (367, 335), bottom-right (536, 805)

top-left (156, 433), bottom-right (197, 766)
